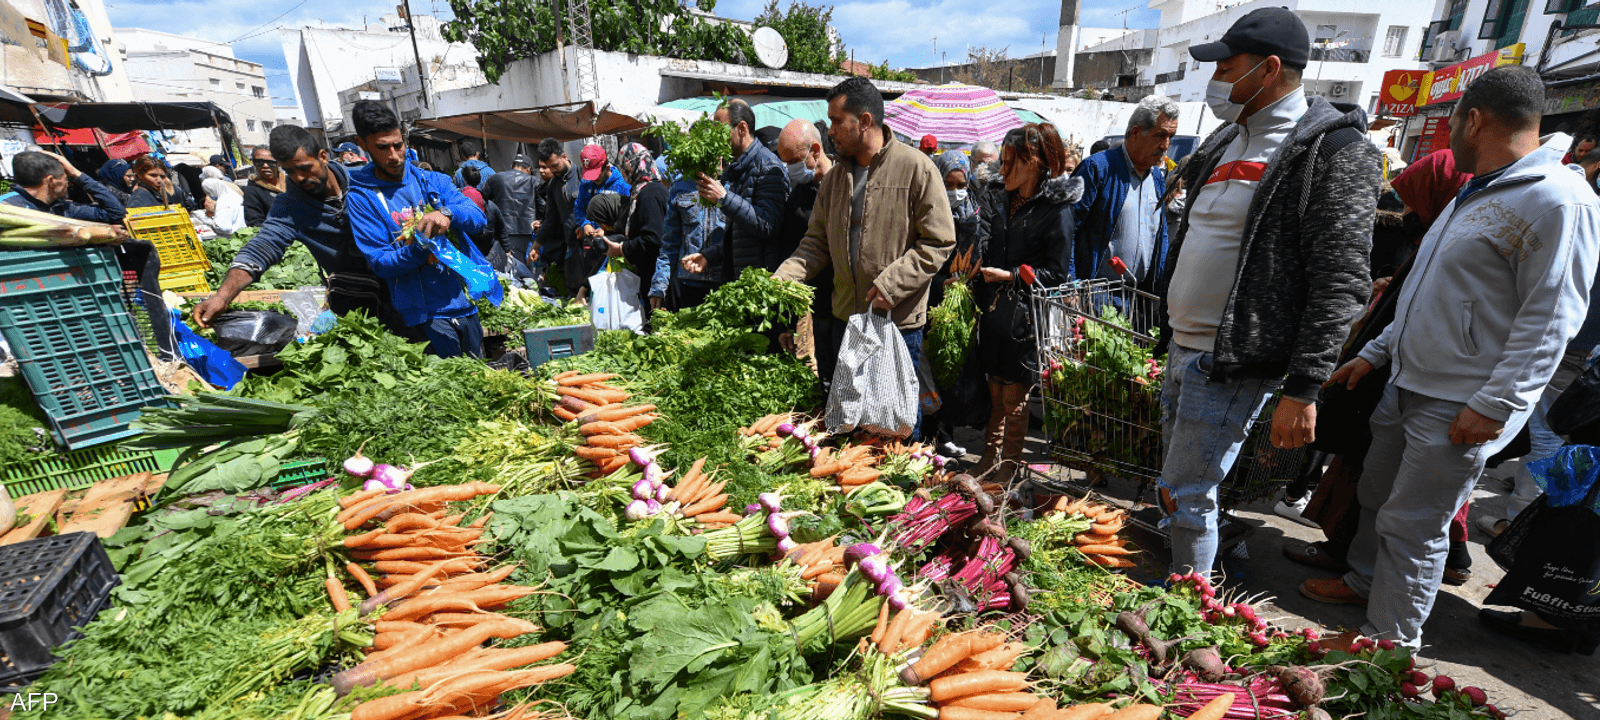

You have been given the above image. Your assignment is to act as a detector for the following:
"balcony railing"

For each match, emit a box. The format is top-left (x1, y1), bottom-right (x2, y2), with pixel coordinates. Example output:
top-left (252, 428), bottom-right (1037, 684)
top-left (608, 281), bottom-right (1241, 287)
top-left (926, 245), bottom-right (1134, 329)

top-left (1154, 68), bottom-right (1185, 84)
top-left (1564, 3), bottom-right (1600, 36)
top-left (1309, 48), bottom-right (1371, 63)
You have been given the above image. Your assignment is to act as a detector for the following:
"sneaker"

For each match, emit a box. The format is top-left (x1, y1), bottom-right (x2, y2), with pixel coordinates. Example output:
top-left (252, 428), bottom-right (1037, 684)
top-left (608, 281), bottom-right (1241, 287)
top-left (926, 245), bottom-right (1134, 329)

top-left (1475, 515), bottom-right (1509, 539)
top-left (1274, 495), bottom-right (1321, 529)
top-left (940, 441), bottom-right (967, 457)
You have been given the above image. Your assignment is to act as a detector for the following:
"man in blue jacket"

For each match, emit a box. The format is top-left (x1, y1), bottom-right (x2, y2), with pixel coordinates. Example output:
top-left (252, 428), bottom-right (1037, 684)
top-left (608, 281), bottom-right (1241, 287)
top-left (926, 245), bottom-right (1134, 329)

top-left (344, 100), bottom-right (490, 358)
top-left (698, 98), bottom-right (788, 282)
top-left (1070, 95), bottom-right (1178, 290)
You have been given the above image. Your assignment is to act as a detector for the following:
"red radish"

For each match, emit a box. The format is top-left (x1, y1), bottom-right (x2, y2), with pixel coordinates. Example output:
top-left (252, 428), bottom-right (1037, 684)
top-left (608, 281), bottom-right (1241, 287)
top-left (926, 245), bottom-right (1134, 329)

top-left (1431, 675), bottom-right (1456, 697)
top-left (1400, 682), bottom-right (1420, 699)
top-left (1377, 639), bottom-right (1396, 650)
top-left (1461, 687), bottom-right (1487, 706)
top-left (1409, 671), bottom-right (1430, 687)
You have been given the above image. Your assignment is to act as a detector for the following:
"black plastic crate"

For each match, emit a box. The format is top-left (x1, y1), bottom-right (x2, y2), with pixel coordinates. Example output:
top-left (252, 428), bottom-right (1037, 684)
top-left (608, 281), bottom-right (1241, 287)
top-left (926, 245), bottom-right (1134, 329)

top-left (0, 532), bottom-right (121, 691)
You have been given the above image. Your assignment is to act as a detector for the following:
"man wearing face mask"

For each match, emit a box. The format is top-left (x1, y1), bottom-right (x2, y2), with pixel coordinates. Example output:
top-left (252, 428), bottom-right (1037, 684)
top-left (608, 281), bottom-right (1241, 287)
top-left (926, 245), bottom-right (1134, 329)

top-left (699, 98), bottom-right (789, 281)
top-left (1155, 7), bottom-right (1381, 578)
top-left (775, 119), bottom-right (839, 380)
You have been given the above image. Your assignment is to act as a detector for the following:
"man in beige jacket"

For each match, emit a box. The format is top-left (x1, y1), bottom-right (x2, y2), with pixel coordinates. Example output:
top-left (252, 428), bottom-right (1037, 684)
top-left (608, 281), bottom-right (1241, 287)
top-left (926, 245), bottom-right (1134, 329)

top-left (774, 78), bottom-right (956, 435)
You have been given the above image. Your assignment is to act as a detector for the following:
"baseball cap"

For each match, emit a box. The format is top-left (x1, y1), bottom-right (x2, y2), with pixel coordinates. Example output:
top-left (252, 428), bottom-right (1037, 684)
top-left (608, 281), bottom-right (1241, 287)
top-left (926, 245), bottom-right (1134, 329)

top-left (580, 143), bottom-right (607, 181)
top-left (1189, 7), bottom-right (1311, 70)
top-left (333, 142), bottom-right (361, 155)
top-left (208, 154), bottom-right (228, 166)
top-left (512, 153), bottom-right (532, 167)
top-left (920, 134), bottom-right (938, 152)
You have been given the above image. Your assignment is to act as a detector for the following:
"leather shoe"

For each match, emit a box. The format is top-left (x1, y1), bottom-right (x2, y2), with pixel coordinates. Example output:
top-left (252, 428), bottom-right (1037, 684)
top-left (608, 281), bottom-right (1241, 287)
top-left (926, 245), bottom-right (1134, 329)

top-left (1283, 541), bottom-right (1350, 572)
top-left (1478, 608), bottom-right (1599, 655)
top-left (1300, 577), bottom-right (1368, 606)
top-left (1443, 567), bottom-right (1471, 586)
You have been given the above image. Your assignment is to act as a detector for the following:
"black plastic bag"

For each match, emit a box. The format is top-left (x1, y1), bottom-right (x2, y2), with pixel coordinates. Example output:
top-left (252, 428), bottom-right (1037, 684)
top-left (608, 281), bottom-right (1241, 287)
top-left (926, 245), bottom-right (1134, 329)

top-left (211, 310), bottom-right (299, 356)
top-left (1548, 359), bottom-right (1600, 439)
top-left (937, 347), bottom-right (991, 429)
top-left (1485, 451), bottom-right (1600, 630)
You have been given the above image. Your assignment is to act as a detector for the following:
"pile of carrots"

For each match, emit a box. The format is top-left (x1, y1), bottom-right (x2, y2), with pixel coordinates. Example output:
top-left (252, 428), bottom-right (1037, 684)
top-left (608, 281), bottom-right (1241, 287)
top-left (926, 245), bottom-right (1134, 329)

top-left (1044, 496), bottom-right (1136, 570)
top-left (549, 371), bottom-right (658, 477)
top-left (784, 536), bottom-right (847, 601)
top-left (662, 457), bottom-right (741, 528)
top-left (811, 444), bottom-right (883, 493)
top-left (895, 629), bottom-right (1052, 719)
top-left (869, 603), bottom-right (943, 656)
top-left (741, 413), bottom-right (801, 450)
top-left (328, 482), bottom-right (576, 720)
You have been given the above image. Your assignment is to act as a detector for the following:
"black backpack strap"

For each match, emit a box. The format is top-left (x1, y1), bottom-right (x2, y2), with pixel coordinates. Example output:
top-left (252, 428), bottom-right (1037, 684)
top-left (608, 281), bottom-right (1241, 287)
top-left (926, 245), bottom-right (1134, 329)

top-left (1299, 127), bottom-right (1365, 217)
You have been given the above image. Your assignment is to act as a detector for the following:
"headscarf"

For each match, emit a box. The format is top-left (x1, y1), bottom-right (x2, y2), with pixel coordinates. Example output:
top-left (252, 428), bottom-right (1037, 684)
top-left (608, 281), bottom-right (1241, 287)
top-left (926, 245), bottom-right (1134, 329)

top-left (1391, 149), bottom-right (1471, 229)
top-left (200, 178), bottom-right (241, 199)
top-left (201, 165), bottom-right (228, 182)
top-left (97, 159), bottom-right (131, 192)
top-left (934, 151), bottom-right (970, 181)
top-left (617, 142), bottom-right (662, 186)
top-left (461, 186), bottom-right (486, 212)
top-left (586, 193), bottom-right (627, 229)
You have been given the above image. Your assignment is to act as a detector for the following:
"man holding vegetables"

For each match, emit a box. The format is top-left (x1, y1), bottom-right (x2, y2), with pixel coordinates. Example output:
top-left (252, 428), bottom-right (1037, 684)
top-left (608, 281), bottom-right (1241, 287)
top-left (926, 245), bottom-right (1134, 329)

top-left (1308, 66), bottom-right (1599, 650)
top-left (1154, 8), bottom-right (1380, 579)
top-left (773, 76), bottom-right (956, 433)
top-left (700, 98), bottom-right (790, 279)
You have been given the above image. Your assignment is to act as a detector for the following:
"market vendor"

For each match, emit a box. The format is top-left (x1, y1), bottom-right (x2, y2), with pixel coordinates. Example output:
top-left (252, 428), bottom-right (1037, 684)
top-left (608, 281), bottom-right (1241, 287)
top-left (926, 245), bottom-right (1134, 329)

top-left (345, 100), bottom-right (490, 359)
top-left (192, 125), bottom-right (406, 334)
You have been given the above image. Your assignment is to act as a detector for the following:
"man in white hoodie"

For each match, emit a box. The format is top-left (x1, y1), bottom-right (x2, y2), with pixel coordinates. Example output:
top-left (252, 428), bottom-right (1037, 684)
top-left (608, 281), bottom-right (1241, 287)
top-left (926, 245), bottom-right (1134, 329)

top-left (1304, 66), bottom-right (1600, 649)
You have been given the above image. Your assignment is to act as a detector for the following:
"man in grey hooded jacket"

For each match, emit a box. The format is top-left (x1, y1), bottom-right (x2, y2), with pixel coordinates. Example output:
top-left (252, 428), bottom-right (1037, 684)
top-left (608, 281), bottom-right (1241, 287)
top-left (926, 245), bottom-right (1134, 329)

top-left (1308, 66), bottom-right (1600, 649)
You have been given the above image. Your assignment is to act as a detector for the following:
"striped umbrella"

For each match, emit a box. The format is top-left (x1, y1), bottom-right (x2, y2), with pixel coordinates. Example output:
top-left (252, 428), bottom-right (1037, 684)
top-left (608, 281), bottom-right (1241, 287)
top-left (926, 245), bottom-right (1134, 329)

top-left (883, 83), bottom-right (1025, 147)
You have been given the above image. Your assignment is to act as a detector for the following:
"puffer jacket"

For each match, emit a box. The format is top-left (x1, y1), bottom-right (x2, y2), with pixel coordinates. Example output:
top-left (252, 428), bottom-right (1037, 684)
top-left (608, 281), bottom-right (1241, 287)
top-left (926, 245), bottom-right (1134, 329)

top-left (1156, 96), bottom-right (1381, 402)
top-left (719, 140), bottom-right (789, 278)
top-left (973, 172), bottom-right (1082, 383)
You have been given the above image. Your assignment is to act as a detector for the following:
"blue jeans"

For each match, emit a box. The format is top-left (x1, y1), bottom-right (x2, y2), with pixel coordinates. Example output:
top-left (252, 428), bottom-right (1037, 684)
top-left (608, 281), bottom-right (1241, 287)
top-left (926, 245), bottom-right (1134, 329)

top-left (413, 313), bottom-right (485, 359)
top-left (1157, 344), bottom-right (1280, 575)
top-left (902, 327), bottom-right (924, 441)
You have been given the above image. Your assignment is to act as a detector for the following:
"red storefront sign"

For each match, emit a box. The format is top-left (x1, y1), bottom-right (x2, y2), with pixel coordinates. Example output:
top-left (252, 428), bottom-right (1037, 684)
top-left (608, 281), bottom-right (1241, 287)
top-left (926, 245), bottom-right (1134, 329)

top-left (1412, 116), bottom-right (1452, 160)
top-left (1418, 44), bottom-right (1524, 107)
top-left (1379, 70), bottom-right (1423, 117)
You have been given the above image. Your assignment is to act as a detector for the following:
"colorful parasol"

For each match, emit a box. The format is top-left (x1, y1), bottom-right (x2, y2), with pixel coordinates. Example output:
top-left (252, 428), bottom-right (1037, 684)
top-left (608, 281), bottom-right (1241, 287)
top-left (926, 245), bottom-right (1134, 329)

top-left (883, 83), bottom-right (1025, 147)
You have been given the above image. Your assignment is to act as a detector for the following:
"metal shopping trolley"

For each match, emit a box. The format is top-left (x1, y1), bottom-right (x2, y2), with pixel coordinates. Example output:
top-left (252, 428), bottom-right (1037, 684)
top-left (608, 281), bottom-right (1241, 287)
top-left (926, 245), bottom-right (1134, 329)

top-left (1028, 278), bottom-right (1303, 545)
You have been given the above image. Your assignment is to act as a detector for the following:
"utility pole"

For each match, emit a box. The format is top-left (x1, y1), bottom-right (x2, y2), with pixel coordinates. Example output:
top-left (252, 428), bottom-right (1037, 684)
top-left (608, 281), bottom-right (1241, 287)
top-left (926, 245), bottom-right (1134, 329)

top-left (400, 0), bottom-right (429, 108)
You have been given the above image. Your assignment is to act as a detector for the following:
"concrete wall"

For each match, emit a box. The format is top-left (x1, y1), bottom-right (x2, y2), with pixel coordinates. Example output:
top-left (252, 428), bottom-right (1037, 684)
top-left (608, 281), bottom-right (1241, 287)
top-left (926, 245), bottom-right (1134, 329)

top-left (4, 0), bottom-right (131, 101)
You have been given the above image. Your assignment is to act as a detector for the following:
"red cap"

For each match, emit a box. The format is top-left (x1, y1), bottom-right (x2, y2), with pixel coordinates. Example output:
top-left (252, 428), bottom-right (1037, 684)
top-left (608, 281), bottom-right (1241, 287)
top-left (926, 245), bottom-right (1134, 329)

top-left (580, 143), bottom-right (607, 181)
top-left (919, 134), bottom-right (938, 153)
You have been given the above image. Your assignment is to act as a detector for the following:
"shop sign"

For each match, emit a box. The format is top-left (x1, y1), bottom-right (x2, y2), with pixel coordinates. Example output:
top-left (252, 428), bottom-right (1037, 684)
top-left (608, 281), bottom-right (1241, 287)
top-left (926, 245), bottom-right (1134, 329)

top-left (1412, 116), bottom-right (1452, 159)
top-left (1379, 70), bottom-right (1424, 117)
top-left (1546, 80), bottom-right (1600, 116)
top-left (1418, 44), bottom-right (1524, 107)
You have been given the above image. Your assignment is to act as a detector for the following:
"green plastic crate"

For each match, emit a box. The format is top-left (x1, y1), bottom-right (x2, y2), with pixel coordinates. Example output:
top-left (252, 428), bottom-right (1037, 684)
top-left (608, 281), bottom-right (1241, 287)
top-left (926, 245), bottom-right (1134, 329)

top-left (0, 246), bottom-right (172, 449)
top-left (271, 458), bottom-right (330, 489)
top-left (2, 446), bottom-right (182, 498)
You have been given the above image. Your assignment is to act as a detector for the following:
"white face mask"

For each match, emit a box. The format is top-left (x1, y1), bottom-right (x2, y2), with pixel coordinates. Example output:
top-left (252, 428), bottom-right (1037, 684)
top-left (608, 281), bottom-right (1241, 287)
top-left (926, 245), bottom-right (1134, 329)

top-left (786, 159), bottom-right (813, 187)
top-left (947, 189), bottom-right (968, 208)
top-left (1205, 58), bottom-right (1269, 124)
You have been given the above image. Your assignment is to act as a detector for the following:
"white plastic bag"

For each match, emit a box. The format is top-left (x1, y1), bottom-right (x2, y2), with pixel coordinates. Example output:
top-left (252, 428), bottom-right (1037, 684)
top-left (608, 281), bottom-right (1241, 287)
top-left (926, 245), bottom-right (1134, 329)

top-left (589, 259), bottom-right (644, 333)
top-left (826, 310), bottom-right (917, 438)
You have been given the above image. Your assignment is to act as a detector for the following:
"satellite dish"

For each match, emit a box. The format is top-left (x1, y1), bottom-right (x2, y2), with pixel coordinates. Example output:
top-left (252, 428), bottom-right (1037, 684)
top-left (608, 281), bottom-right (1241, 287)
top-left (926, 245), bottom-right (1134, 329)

top-left (753, 27), bottom-right (789, 69)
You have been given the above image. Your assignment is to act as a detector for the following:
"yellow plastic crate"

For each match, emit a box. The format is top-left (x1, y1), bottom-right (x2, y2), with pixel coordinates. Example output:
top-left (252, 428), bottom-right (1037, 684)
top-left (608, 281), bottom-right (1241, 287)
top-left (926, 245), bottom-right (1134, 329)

top-left (125, 207), bottom-right (206, 271)
top-left (156, 263), bottom-right (211, 293)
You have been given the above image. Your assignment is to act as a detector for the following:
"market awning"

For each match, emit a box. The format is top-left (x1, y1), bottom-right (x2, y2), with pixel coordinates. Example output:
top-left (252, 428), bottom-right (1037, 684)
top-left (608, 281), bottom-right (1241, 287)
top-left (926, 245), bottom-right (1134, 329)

top-left (418, 100), bottom-right (699, 142)
top-left (657, 97), bottom-right (829, 130)
top-left (30, 125), bottom-right (152, 157)
top-left (34, 101), bottom-right (232, 132)
top-left (0, 84), bottom-right (36, 125)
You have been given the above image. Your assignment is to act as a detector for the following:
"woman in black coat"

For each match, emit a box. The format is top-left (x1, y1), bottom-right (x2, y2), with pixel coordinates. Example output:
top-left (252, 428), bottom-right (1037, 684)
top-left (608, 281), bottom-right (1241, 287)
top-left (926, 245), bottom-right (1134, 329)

top-left (971, 123), bottom-right (1080, 484)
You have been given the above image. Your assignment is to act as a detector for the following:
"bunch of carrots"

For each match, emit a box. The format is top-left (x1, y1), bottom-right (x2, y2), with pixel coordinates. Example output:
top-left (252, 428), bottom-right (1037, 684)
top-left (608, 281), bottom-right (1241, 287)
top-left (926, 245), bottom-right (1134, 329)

top-left (662, 457), bottom-right (741, 528)
top-left (549, 371), bottom-right (658, 477)
top-left (328, 482), bottom-right (576, 720)
top-left (894, 629), bottom-right (1053, 719)
top-left (868, 603), bottom-right (943, 657)
top-left (811, 444), bottom-right (883, 493)
top-left (741, 413), bottom-right (798, 450)
top-left (1044, 496), bottom-right (1136, 570)
top-left (784, 535), bottom-right (847, 601)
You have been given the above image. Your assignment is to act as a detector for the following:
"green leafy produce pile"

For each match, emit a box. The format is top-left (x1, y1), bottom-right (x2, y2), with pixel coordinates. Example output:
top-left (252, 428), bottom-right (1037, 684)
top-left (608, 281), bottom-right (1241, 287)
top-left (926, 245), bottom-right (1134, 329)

top-left (473, 281), bottom-right (590, 347)
top-left (1041, 305), bottom-right (1164, 473)
top-left (646, 114), bottom-right (733, 201)
top-left (235, 311), bottom-right (435, 402)
top-left (0, 375), bottom-right (55, 466)
top-left (205, 227), bottom-right (321, 290)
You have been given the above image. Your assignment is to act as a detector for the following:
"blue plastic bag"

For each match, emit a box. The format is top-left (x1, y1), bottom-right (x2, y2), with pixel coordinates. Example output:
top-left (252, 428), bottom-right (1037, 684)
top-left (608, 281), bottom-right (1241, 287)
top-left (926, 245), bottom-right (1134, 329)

top-left (421, 233), bottom-right (504, 305)
top-left (171, 313), bottom-right (247, 389)
top-left (1528, 445), bottom-right (1600, 513)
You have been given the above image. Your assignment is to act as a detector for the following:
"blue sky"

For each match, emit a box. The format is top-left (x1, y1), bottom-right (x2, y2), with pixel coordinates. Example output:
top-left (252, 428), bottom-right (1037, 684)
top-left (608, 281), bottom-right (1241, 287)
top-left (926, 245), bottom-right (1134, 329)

top-left (103, 0), bottom-right (1161, 106)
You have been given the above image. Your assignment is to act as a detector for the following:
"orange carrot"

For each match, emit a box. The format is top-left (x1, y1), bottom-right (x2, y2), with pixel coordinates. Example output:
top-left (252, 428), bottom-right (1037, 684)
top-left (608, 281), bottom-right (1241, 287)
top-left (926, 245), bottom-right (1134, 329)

top-left (558, 372), bottom-right (618, 386)
top-left (670, 459), bottom-right (708, 501)
top-left (588, 403), bottom-right (656, 422)
top-left (909, 632), bottom-right (978, 683)
top-left (425, 564), bottom-right (518, 594)
top-left (327, 577), bottom-right (352, 611)
top-left (347, 562), bottom-right (379, 598)
top-left (684, 478), bottom-right (727, 507)
top-left (681, 494), bottom-right (727, 517)
top-left (556, 386), bottom-right (609, 405)
top-left (360, 557), bottom-right (462, 614)
top-left (694, 511), bottom-right (742, 525)
top-left (380, 585), bottom-right (540, 622)
top-left (879, 607), bottom-right (914, 655)
top-left (1089, 520), bottom-right (1124, 535)
top-left (586, 433), bottom-right (643, 449)
top-left (384, 513), bottom-right (440, 534)
top-left (375, 557), bottom-right (479, 576)
top-left (1102, 705), bottom-right (1162, 720)
top-left (1072, 533), bottom-right (1118, 546)
top-left (1076, 545), bottom-right (1132, 556)
top-left (351, 546), bottom-right (473, 561)
top-left (341, 488), bottom-right (386, 509)
top-left (579, 420), bottom-right (630, 436)
top-left (810, 460), bottom-right (847, 478)
top-left (331, 621), bottom-right (530, 694)
top-left (945, 692), bottom-right (1042, 712)
top-left (343, 484), bottom-right (501, 530)
top-left (937, 707), bottom-right (1020, 720)
top-left (382, 641), bottom-right (569, 691)
top-left (1187, 693), bottom-right (1235, 720)
top-left (594, 455), bottom-right (631, 474)
top-left (1053, 704), bottom-right (1115, 720)
top-left (956, 642), bottom-right (1030, 673)
top-left (1086, 555), bottom-right (1136, 569)
top-left (871, 597), bottom-right (892, 646)
top-left (1019, 698), bottom-right (1057, 718)
top-left (374, 620), bottom-right (430, 635)
top-left (573, 445), bottom-right (619, 461)
top-left (929, 671), bottom-right (1029, 703)
top-left (552, 407), bottom-right (579, 422)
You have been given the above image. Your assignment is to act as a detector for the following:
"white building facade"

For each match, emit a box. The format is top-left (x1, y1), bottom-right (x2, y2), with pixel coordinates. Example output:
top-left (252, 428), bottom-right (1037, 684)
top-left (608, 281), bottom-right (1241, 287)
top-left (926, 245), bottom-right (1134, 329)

top-left (1079, 0), bottom-right (1437, 116)
top-left (1, 0), bottom-right (130, 102)
top-left (117, 28), bottom-right (275, 151)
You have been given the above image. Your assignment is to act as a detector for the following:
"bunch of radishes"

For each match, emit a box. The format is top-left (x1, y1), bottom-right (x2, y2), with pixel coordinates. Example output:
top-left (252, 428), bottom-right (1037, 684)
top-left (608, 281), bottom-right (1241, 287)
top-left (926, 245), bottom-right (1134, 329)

top-left (623, 445), bottom-right (674, 521)
top-left (1170, 572), bottom-right (1272, 648)
top-left (843, 542), bottom-right (919, 612)
top-left (1399, 670), bottom-right (1501, 717)
top-left (344, 447), bottom-right (418, 493)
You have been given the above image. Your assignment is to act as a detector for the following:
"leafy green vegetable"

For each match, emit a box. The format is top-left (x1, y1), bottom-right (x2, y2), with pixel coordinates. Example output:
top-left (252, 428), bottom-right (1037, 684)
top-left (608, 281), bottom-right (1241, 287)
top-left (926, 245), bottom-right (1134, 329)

top-left (0, 375), bottom-right (55, 466)
top-left (927, 279), bottom-right (976, 390)
top-left (205, 227), bottom-right (321, 290)
top-left (235, 311), bottom-right (435, 402)
top-left (646, 114), bottom-right (734, 202)
top-left (473, 281), bottom-right (590, 348)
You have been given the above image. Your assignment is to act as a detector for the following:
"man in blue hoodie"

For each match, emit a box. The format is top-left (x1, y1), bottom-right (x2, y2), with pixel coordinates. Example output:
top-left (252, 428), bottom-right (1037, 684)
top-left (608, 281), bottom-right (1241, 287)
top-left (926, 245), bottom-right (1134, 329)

top-left (1309, 66), bottom-right (1600, 649)
top-left (344, 100), bottom-right (490, 358)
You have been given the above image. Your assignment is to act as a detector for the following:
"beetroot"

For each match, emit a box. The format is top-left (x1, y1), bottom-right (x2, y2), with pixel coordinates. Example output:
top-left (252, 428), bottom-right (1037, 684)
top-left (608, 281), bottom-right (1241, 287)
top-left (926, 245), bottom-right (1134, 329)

top-left (1114, 610), bottom-right (1150, 643)
top-left (1307, 707), bottom-right (1333, 720)
top-left (1181, 646), bottom-right (1226, 681)
top-left (1270, 665), bottom-right (1326, 707)
top-left (1007, 535), bottom-right (1032, 560)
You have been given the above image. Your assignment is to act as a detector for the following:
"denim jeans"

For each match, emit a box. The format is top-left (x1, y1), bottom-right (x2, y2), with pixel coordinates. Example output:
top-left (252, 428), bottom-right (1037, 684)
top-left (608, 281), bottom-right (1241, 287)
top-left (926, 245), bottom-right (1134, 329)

top-left (1157, 344), bottom-right (1280, 576)
top-left (409, 313), bottom-right (485, 359)
top-left (1500, 346), bottom-right (1588, 519)
top-left (1343, 384), bottom-right (1526, 648)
